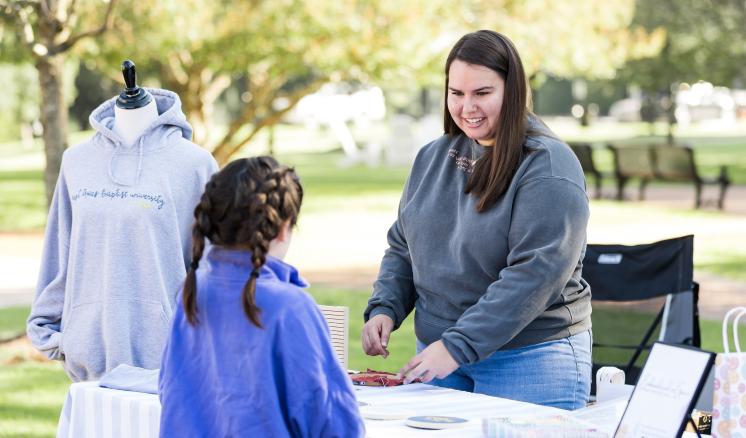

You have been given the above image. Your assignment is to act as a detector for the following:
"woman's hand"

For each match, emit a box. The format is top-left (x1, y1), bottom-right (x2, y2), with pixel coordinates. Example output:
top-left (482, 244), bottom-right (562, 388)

top-left (361, 314), bottom-right (394, 358)
top-left (398, 340), bottom-right (458, 384)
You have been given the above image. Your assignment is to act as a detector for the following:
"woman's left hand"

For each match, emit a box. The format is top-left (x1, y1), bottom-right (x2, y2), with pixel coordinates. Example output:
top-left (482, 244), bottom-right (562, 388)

top-left (397, 340), bottom-right (459, 384)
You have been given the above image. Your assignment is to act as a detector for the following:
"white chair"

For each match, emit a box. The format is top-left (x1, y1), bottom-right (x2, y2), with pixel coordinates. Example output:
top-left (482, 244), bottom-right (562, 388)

top-left (318, 305), bottom-right (349, 370)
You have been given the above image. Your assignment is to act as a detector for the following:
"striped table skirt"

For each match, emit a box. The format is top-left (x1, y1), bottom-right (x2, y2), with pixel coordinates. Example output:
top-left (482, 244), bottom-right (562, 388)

top-left (57, 382), bottom-right (160, 438)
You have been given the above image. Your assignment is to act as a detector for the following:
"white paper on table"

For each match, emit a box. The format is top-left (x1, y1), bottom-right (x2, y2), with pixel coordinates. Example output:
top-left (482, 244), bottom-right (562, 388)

top-left (566, 397), bottom-right (629, 436)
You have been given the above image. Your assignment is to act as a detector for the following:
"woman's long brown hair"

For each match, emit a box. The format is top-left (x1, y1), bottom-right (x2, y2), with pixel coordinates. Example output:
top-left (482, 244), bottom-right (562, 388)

top-left (183, 156), bottom-right (303, 327)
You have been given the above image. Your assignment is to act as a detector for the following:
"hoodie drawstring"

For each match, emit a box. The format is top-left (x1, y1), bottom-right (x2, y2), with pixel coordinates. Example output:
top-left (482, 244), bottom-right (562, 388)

top-left (136, 137), bottom-right (144, 185)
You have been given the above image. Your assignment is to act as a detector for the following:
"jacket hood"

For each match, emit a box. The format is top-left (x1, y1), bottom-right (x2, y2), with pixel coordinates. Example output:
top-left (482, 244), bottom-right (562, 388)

top-left (89, 88), bottom-right (193, 144)
top-left (88, 88), bottom-right (194, 186)
top-left (205, 247), bottom-right (309, 288)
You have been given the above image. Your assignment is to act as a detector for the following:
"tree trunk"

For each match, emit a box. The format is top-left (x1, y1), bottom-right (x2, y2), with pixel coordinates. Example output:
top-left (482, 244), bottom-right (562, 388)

top-left (37, 55), bottom-right (69, 207)
top-left (664, 86), bottom-right (676, 145)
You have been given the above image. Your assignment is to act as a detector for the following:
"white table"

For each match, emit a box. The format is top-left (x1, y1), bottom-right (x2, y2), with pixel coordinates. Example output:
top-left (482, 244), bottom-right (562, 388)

top-left (58, 381), bottom-right (703, 438)
top-left (354, 383), bottom-right (565, 437)
top-left (56, 381), bottom-right (579, 438)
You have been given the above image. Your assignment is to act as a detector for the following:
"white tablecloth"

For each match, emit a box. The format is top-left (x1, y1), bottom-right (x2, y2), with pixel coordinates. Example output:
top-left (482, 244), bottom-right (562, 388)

top-left (58, 381), bottom-right (712, 437)
top-left (56, 381), bottom-right (572, 438)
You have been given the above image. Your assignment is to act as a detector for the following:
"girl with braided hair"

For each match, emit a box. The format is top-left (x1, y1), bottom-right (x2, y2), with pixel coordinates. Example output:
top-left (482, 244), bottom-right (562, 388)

top-left (159, 156), bottom-right (364, 438)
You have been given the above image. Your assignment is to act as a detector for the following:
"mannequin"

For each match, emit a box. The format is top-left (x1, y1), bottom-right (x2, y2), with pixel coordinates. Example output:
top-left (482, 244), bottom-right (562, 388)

top-left (113, 60), bottom-right (159, 146)
top-left (27, 59), bottom-right (219, 382)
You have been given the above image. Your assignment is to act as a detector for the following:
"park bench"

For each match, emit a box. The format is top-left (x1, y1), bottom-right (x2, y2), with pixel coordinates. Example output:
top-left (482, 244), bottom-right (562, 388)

top-left (567, 142), bottom-right (607, 199)
top-left (606, 143), bottom-right (656, 201)
top-left (652, 143), bottom-right (730, 209)
top-left (606, 143), bottom-right (730, 209)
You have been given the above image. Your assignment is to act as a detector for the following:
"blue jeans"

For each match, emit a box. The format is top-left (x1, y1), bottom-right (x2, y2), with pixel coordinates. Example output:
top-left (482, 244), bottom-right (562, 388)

top-left (417, 330), bottom-right (592, 410)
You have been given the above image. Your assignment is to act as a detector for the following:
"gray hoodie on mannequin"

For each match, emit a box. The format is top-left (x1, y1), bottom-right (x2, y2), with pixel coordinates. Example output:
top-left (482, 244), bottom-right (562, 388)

top-left (27, 89), bottom-right (218, 381)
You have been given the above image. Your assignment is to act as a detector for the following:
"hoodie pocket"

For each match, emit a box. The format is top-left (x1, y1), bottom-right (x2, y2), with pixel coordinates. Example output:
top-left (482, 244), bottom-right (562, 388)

top-left (60, 301), bottom-right (101, 381)
top-left (61, 299), bottom-right (170, 381)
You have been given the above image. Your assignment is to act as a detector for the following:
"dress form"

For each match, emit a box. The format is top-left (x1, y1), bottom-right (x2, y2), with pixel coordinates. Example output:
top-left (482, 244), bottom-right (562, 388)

top-left (113, 60), bottom-right (158, 146)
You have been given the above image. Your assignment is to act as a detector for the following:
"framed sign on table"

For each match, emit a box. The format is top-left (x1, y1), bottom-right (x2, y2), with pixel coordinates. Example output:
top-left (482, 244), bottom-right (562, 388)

top-left (614, 342), bottom-right (715, 438)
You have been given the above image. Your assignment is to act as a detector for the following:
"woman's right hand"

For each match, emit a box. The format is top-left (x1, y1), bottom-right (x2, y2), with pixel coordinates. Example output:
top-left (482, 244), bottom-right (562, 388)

top-left (361, 314), bottom-right (394, 358)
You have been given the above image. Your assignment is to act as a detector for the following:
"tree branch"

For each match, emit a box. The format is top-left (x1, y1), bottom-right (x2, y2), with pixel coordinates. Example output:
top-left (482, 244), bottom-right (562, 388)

top-left (50, 0), bottom-right (115, 54)
top-left (166, 50), bottom-right (190, 86)
top-left (203, 73), bottom-right (231, 106)
top-left (65, 0), bottom-right (77, 23)
top-left (212, 78), bottom-right (326, 163)
top-left (212, 71), bottom-right (280, 150)
top-left (216, 104), bottom-right (256, 151)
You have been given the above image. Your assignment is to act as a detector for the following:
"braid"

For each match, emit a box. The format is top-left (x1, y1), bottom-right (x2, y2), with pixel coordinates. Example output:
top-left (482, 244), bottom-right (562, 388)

top-left (242, 228), bottom-right (268, 327)
top-left (183, 198), bottom-right (211, 326)
top-left (189, 156), bottom-right (303, 328)
top-left (273, 168), bottom-right (303, 226)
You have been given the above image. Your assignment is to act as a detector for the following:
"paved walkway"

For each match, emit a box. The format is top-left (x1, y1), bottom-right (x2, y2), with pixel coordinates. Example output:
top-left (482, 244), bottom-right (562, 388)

top-left (2, 185), bottom-right (744, 321)
top-left (610, 183), bottom-right (746, 215)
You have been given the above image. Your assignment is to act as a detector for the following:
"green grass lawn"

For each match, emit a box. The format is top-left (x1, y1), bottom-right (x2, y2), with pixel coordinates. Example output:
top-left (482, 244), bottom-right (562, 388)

top-left (0, 362), bottom-right (70, 438)
top-left (0, 306), bottom-right (31, 342)
top-left (591, 306), bottom-right (746, 369)
top-left (282, 151), bottom-right (410, 198)
top-left (0, 169), bottom-right (47, 232)
top-left (0, 306), bottom-right (70, 438)
top-left (2, 292), bottom-right (745, 437)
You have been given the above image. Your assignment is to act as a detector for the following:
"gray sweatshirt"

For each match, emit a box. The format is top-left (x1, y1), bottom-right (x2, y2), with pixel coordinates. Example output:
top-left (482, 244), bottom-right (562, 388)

top-left (27, 89), bottom-right (218, 381)
top-left (365, 130), bottom-right (591, 365)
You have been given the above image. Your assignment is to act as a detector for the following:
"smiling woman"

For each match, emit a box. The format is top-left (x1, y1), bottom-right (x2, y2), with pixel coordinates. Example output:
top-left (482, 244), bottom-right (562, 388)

top-left (446, 60), bottom-right (505, 145)
top-left (362, 30), bottom-right (593, 410)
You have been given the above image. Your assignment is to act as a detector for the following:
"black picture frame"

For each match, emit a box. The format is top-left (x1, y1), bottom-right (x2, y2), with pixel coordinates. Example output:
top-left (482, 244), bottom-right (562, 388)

top-left (614, 342), bottom-right (715, 438)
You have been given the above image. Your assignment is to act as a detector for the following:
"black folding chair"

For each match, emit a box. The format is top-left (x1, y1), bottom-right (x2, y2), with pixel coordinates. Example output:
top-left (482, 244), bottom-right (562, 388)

top-left (584, 235), bottom-right (700, 394)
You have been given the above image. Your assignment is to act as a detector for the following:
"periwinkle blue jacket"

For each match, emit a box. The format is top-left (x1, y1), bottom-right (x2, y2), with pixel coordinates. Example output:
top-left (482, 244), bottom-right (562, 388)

top-left (159, 247), bottom-right (364, 437)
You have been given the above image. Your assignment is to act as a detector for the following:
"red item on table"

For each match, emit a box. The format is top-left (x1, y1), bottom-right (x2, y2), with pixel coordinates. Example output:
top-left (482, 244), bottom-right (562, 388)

top-left (349, 369), bottom-right (409, 387)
